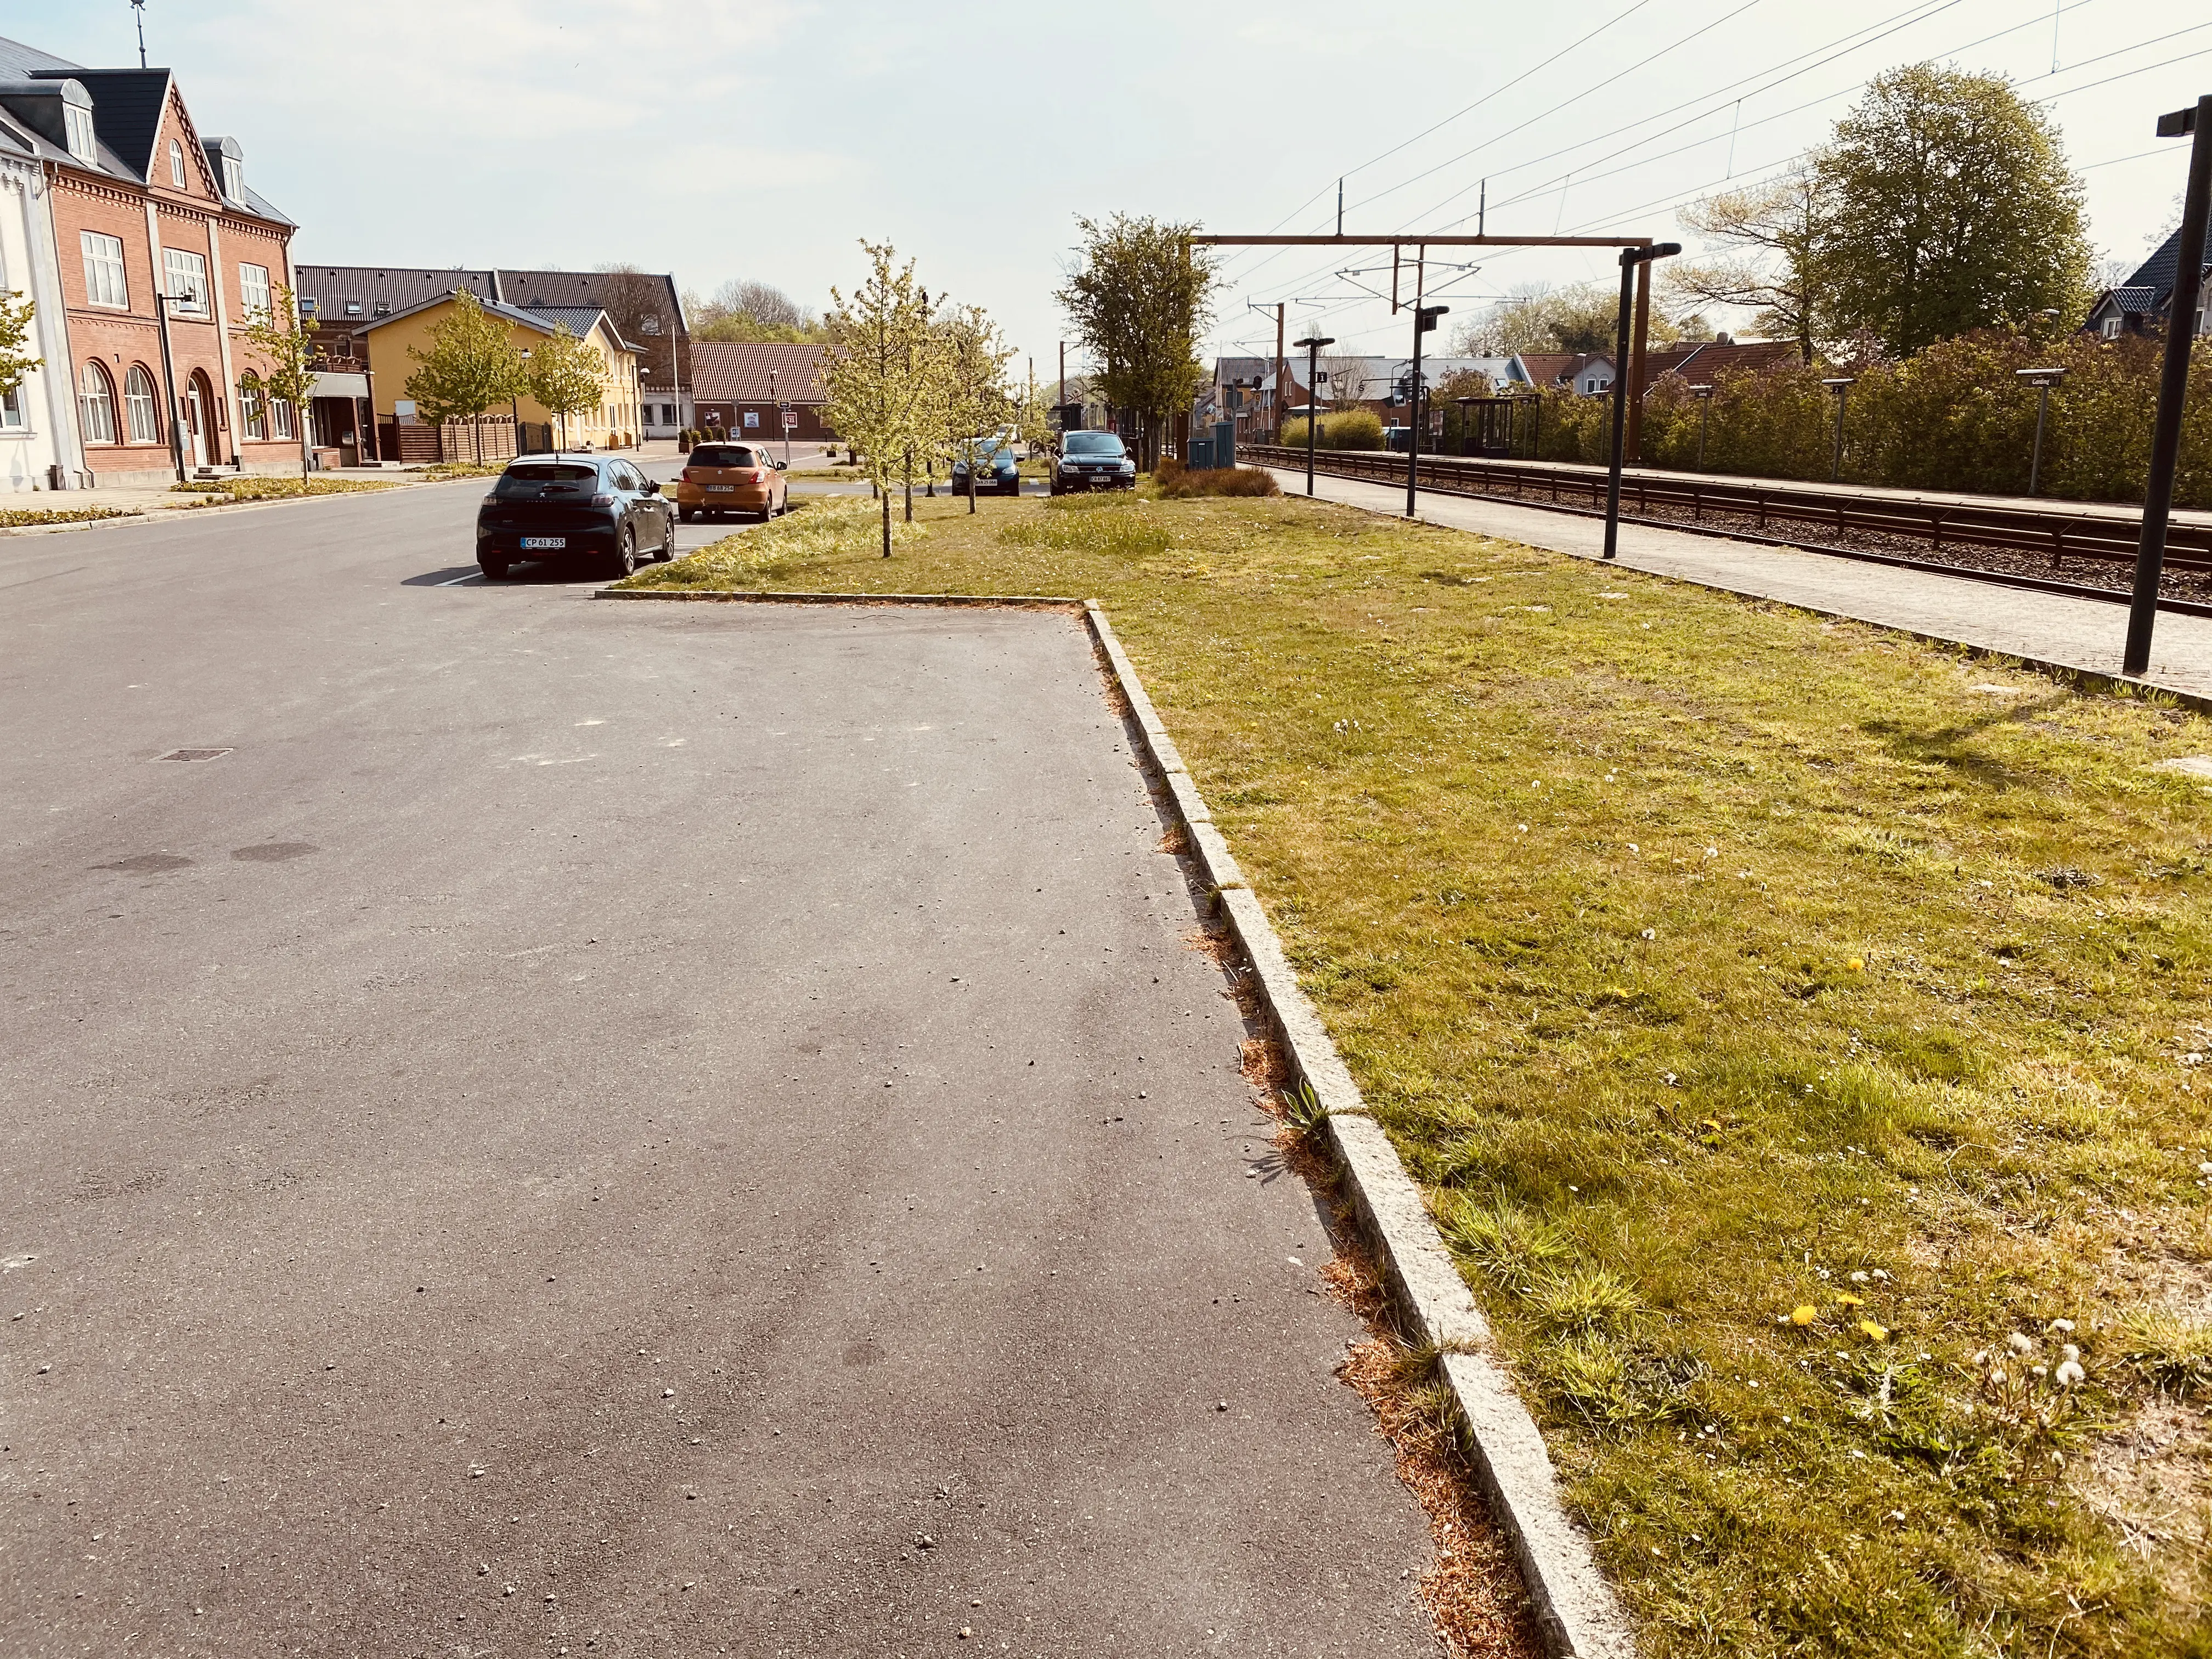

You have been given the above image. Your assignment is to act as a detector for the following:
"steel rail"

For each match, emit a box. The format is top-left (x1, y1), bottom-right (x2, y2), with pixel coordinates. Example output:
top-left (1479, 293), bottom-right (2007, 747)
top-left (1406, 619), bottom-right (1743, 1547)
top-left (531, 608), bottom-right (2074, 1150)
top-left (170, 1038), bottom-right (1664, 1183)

top-left (1243, 444), bottom-right (2212, 618)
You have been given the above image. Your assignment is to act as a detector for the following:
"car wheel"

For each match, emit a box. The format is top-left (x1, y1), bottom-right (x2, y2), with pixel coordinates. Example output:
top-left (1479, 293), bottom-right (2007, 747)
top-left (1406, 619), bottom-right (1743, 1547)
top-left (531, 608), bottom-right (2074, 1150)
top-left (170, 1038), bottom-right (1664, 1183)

top-left (657, 519), bottom-right (676, 561)
top-left (479, 555), bottom-right (507, 582)
top-left (610, 524), bottom-right (636, 578)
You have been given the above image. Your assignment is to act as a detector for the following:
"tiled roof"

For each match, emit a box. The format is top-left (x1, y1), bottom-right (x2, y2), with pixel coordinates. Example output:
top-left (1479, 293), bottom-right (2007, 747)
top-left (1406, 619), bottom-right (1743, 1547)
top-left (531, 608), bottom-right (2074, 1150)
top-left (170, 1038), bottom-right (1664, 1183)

top-left (690, 341), bottom-right (834, 403)
top-left (2095, 285), bottom-right (2160, 316)
top-left (1519, 351), bottom-right (1610, 386)
top-left (499, 269), bottom-right (685, 334)
top-left (2124, 222), bottom-right (2212, 303)
top-left (295, 267), bottom-right (500, 323)
top-left (1647, 339), bottom-right (1800, 380)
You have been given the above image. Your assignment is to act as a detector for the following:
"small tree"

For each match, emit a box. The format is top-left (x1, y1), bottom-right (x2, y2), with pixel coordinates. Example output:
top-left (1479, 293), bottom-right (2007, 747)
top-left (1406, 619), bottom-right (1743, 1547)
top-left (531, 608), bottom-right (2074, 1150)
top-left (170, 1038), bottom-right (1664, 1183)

top-left (0, 287), bottom-right (41, 405)
top-left (404, 291), bottom-right (524, 465)
top-left (525, 324), bottom-right (606, 453)
top-left (1668, 167), bottom-right (1830, 363)
top-left (1011, 364), bottom-right (1055, 455)
top-left (1056, 215), bottom-right (1216, 470)
top-left (936, 304), bottom-right (1014, 512)
top-left (820, 241), bottom-right (938, 556)
top-left (236, 282), bottom-right (319, 479)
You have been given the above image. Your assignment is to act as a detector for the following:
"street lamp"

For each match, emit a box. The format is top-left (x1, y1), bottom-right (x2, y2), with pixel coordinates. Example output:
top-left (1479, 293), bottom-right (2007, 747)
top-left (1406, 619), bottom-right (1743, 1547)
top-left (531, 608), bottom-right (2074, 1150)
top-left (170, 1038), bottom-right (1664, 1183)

top-left (1690, 383), bottom-right (1714, 471)
top-left (2126, 93), bottom-right (2211, 678)
top-left (1821, 376), bottom-right (1856, 482)
top-left (1293, 333), bottom-right (1334, 497)
top-left (1602, 242), bottom-right (1680, 559)
top-left (1404, 302), bottom-right (1448, 518)
top-left (2016, 366), bottom-right (2067, 496)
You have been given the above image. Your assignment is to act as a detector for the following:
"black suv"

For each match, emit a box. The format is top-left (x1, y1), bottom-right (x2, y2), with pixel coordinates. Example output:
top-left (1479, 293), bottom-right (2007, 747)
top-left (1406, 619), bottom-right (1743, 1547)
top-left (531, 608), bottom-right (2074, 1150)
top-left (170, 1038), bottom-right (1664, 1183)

top-left (476, 457), bottom-right (675, 580)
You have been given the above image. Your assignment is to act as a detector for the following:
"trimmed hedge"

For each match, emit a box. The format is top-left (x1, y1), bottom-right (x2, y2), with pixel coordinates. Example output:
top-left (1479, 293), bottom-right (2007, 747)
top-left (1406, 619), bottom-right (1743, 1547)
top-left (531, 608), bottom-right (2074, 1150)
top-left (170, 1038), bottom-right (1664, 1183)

top-left (1279, 409), bottom-right (1386, 452)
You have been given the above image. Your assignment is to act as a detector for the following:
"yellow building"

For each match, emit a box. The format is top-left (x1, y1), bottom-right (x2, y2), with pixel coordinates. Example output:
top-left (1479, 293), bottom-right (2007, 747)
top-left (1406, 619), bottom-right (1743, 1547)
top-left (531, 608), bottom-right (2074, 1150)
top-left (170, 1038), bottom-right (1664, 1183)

top-left (354, 290), bottom-right (644, 455)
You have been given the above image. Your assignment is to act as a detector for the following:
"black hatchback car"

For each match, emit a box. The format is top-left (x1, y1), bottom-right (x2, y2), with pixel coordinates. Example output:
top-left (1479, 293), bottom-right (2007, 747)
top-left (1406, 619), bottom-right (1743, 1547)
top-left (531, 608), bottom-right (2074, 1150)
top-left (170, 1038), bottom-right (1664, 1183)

top-left (476, 456), bottom-right (675, 580)
top-left (1049, 430), bottom-right (1137, 493)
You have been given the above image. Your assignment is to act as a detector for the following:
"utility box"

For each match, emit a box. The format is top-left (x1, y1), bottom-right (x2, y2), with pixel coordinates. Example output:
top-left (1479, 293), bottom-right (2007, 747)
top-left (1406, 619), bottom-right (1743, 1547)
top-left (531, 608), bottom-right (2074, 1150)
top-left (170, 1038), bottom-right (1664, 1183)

top-left (1213, 421), bottom-right (1235, 469)
top-left (1188, 436), bottom-right (1215, 471)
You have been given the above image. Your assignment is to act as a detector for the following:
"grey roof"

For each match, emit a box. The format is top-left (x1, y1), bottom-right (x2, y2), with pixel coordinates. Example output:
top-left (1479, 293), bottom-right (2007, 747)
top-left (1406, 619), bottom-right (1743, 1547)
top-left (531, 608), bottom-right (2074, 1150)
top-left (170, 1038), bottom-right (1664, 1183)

top-left (351, 288), bottom-right (633, 354)
top-left (498, 269), bottom-right (686, 334)
top-left (0, 33), bottom-right (292, 224)
top-left (2101, 286), bottom-right (2159, 316)
top-left (295, 267), bottom-right (501, 323)
top-left (2125, 222), bottom-right (2212, 304)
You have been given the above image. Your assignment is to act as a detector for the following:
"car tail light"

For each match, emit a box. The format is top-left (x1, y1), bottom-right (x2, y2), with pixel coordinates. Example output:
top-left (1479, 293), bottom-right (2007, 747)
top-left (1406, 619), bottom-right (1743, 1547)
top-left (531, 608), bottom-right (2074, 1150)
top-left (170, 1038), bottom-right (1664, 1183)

top-left (591, 492), bottom-right (616, 506)
top-left (680, 468), bottom-right (697, 481)
top-left (749, 469), bottom-right (765, 483)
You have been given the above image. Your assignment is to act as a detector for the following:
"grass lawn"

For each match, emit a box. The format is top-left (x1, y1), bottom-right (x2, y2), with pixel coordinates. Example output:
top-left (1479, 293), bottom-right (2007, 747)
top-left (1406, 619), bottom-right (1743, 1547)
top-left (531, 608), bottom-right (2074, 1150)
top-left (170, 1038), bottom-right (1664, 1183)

top-left (172, 476), bottom-right (399, 505)
top-left (0, 505), bottom-right (133, 527)
top-left (619, 492), bottom-right (2212, 1657)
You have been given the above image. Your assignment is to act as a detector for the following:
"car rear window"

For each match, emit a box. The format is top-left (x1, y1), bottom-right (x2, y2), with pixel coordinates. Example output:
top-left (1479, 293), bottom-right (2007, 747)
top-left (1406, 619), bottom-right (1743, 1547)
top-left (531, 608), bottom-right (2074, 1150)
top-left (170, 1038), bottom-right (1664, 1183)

top-left (495, 462), bottom-right (599, 496)
top-left (690, 446), bottom-right (758, 469)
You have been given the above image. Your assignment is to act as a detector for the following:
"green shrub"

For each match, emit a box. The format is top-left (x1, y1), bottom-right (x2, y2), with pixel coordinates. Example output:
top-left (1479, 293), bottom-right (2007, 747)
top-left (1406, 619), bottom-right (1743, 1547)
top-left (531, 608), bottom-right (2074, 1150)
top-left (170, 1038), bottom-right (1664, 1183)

top-left (1152, 458), bottom-right (1282, 498)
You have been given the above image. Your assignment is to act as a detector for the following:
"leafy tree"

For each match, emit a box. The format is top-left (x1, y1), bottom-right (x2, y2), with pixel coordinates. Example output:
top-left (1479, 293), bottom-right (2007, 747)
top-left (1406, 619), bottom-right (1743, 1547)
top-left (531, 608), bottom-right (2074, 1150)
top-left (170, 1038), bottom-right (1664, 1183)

top-left (235, 282), bottom-right (320, 479)
top-left (820, 241), bottom-right (939, 556)
top-left (934, 303), bottom-right (1014, 513)
top-left (0, 287), bottom-right (40, 403)
top-left (1056, 214), bottom-right (1216, 470)
top-left (686, 277), bottom-right (833, 343)
top-left (524, 323), bottom-right (607, 452)
top-left (1453, 281), bottom-right (1678, 358)
top-left (404, 291), bottom-right (524, 465)
top-left (1814, 64), bottom-right (2091, 354)
top-left (1667, 167), bottom-right (1829, 362)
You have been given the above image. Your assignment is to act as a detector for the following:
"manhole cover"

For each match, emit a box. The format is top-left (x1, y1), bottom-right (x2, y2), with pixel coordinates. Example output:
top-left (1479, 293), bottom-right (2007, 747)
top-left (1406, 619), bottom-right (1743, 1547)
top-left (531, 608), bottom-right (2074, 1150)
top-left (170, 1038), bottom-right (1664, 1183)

top-left (153, 748), bottom-right (232, 763)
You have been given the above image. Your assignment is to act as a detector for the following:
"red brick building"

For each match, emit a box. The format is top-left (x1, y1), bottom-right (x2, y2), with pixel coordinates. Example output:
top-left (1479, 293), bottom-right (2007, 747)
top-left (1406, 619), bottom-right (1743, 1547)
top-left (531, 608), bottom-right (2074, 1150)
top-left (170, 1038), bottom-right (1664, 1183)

top-left (690, 342), bottom-right (837, 448)
top-left (5, 42), bottom-right (303, 483)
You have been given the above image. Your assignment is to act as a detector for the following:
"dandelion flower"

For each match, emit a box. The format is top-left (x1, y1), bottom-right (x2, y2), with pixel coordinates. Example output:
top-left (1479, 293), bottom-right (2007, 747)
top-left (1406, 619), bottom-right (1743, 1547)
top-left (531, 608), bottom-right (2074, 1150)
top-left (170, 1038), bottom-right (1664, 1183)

top-left (2007, 1333), bottom-right (2034, 1356)
top-left (1859, 1320), bottom-right (1889, 1342)
top-left (1790, 1305), bottom-right (1818, 1326)
top-left (2055, 1359), bottom-right (2085, 1387)
top-left (2047, 1318), bottom-right (2074, 1335)
top-left (2061, 1344), bottom-right (2080, 1363)
top-left (1849, 1271), bottom-right (1870, 1284)
top-left (1641, 928), bottom-right (1656, 941)
top-left (1835, 1292), bottom-right (1865, 1308)
top-left (1846, 957), bottom-right (1864, 972)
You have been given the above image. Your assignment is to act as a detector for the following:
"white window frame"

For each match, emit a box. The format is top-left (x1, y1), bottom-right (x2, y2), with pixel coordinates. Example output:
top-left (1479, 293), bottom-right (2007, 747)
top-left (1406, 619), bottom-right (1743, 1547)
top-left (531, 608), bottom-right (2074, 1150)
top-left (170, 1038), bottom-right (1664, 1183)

top-left (239, 373), bottom-right (267, 440)
top-left (122, 364), bottom-right (160, 444)
top-left (223, 156), bottom-right (242, 200)
top-left (78, 362), bottom-right (115, 443)
top-left (239, 262), bottom-right (270, 322)
top-left (63, 103), bottom-right (95, 163)
top-left (0, 385), bottom-right (27, 430)
top-left (169, 138), bottom-right (185, 187)
top-left (163, 248), bottom-right (208, 314)
top-left (81, 231), bottom-right (127, 308)
top-left (270, 395), bottom-right (295, 441)
top-left (2100, 315), bottom-right (2123, 340)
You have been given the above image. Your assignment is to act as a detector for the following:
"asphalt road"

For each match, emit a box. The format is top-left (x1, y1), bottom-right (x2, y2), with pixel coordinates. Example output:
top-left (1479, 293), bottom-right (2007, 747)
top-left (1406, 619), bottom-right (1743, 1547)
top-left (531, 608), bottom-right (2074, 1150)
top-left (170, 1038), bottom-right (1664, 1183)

top-left (0, 479), bottom-right (1443, 1655)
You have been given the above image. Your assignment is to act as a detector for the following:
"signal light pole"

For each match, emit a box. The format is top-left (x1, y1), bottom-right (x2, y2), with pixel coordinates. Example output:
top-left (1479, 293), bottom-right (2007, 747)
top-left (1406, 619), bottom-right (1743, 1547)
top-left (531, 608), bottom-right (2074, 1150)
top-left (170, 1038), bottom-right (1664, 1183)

top-left (1405, 303), bottom-right (1448, 518)
top-left (1294, 334), bottom-right (1334, 497)
top-left (1602, 243), bottom-right (1679, 558)
top-left (2127, 94), bottom-right (2211, 678)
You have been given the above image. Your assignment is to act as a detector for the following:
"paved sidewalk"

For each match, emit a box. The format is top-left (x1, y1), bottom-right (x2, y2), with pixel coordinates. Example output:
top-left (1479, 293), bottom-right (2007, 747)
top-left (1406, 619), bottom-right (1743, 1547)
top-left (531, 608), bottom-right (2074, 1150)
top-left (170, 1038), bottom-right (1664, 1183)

top-left (1269, 467), bottom-right (2212, 702)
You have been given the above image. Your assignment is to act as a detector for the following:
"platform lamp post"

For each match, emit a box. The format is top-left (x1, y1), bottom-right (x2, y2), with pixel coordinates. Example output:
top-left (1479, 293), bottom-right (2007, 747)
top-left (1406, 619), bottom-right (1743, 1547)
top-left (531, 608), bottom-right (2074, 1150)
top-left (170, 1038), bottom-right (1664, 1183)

top-left (1603, 242), bottom-right (1680, 559)
top-left (1821, 376), bottom-right (1856, 482)
top-left (1404, 303), bottom-right (1448, 518)
top-left (1690, 383), bottom-right (1714, 471)
top-left (2126, 94), bottom-right (2212, 678)
top-left (2016, 366), bottom-right (2067, 496)
top-left (1294, 333), bottom-right (1334, 497)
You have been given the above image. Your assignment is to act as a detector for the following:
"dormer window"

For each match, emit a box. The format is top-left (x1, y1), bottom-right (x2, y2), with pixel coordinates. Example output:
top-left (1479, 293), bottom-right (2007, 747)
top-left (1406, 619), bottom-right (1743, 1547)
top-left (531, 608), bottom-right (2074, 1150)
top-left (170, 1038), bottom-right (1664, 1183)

top-left (641, 315), bottom-right (661, 335)
top-left (223, 156), bottom-right (242, 200)
top-left (345, 300), bottom-right (362, 316)
top-left (373, 300), bottom-right (390, 317)
top-left (63, 102), bottom-right (94, 163)
top-left (169, 138), bottom-right (185, 187)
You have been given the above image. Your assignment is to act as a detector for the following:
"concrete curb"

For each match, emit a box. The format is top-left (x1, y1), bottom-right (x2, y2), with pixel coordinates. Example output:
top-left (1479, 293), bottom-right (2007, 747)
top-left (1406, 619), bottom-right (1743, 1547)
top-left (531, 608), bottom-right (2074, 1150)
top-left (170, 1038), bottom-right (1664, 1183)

top-left (1081, 601), bottom-right (1638, 1659)
top-left (1271, 472), bottom-right (2212, 719)
top-left (593, 588), bottom-right (1084, 610)
top-left (592, 579), bottom-right (1639, 1657)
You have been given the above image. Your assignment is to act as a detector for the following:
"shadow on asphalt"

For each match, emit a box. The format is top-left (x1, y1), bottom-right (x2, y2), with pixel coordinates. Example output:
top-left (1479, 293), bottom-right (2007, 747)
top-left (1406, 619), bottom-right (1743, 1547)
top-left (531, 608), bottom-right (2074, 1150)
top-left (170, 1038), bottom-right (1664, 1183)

top-left (402, 559), bottom-right (624, 588)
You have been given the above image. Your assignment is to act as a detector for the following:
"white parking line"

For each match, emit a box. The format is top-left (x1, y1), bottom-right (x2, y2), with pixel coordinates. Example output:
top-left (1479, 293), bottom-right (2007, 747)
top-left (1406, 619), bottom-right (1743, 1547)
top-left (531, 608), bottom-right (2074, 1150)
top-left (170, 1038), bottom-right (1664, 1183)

top-left (436, 572), bottom-right (484, 587)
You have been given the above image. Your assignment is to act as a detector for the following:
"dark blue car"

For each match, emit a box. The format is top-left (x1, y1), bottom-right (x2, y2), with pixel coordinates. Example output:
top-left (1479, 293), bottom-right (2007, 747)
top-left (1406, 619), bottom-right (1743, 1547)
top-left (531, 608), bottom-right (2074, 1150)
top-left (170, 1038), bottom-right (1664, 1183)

top-left (949, 438), bottom-right (1021, 496)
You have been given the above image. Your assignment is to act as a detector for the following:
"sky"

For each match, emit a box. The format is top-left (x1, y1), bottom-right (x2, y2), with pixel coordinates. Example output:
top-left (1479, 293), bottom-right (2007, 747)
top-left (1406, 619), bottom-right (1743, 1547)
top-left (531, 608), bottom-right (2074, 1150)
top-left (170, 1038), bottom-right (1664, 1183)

top-left (9, 0), bottom-right (2207, 384)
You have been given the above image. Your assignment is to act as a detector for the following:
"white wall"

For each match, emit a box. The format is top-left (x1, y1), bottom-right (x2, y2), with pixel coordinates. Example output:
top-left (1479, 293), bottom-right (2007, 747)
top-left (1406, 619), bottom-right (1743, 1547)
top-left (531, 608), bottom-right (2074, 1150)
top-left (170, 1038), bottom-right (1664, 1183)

top-left (0, 156), bottom-right (82, 491)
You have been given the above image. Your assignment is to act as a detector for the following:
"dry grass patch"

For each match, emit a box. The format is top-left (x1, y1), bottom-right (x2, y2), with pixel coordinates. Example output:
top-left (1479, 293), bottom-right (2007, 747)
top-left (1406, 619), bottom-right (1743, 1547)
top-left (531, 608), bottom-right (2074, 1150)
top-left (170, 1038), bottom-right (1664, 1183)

top-left (611, 487), bottom-right (2212, 1656)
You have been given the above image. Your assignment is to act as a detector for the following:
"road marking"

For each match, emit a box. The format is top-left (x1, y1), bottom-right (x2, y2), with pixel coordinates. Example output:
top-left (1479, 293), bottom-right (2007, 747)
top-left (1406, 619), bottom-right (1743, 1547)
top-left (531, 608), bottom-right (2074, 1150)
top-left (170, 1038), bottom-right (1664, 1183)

top-left (436, 572), bottom-right (484, 587)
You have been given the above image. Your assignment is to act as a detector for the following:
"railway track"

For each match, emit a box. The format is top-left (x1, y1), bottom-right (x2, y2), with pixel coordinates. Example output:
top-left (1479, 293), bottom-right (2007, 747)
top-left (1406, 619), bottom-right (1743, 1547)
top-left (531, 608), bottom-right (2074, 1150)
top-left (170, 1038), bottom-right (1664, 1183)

top-left (1243, 444), bottom-right (2212, 619)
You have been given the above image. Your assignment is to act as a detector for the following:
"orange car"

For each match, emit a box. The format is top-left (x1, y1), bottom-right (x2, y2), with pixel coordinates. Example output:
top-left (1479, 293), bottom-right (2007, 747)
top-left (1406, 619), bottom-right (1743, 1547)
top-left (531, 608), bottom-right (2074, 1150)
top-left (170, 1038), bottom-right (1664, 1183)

top-left (675, 441), bottom-right (788, 523)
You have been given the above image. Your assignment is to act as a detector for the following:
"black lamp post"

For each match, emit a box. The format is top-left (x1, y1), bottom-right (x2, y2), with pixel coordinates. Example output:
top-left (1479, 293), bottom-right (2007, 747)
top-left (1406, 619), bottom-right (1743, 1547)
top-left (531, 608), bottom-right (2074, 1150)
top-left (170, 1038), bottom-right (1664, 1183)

top-left (1690, 383), bottom-right (1714, 471)
top-left (1293, 333), bottom-right (1334, 497)
top-left (1821, 376), bottom-right (1856, 482)
top-left (1404, 303), bottom-right (1447, 518)
top-left (2126, 94), bottom-right (2212, 678)
top-left (2016, 366), bottom-right (2067, 496)
top-left (1602, 243), bottom-right (1680, 559)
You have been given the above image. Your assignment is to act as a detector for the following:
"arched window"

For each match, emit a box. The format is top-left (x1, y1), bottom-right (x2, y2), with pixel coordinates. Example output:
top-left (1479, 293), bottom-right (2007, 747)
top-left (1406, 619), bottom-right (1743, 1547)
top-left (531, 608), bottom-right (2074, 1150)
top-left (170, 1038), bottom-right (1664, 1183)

top-left (123, 364), bottom-right (160, 444)
top-left (78, 362), bottom-right (115, 444)
top-left (169, 138), bottom-right (185, 187)
top-left (239, 371), bottom-right (266, 440)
